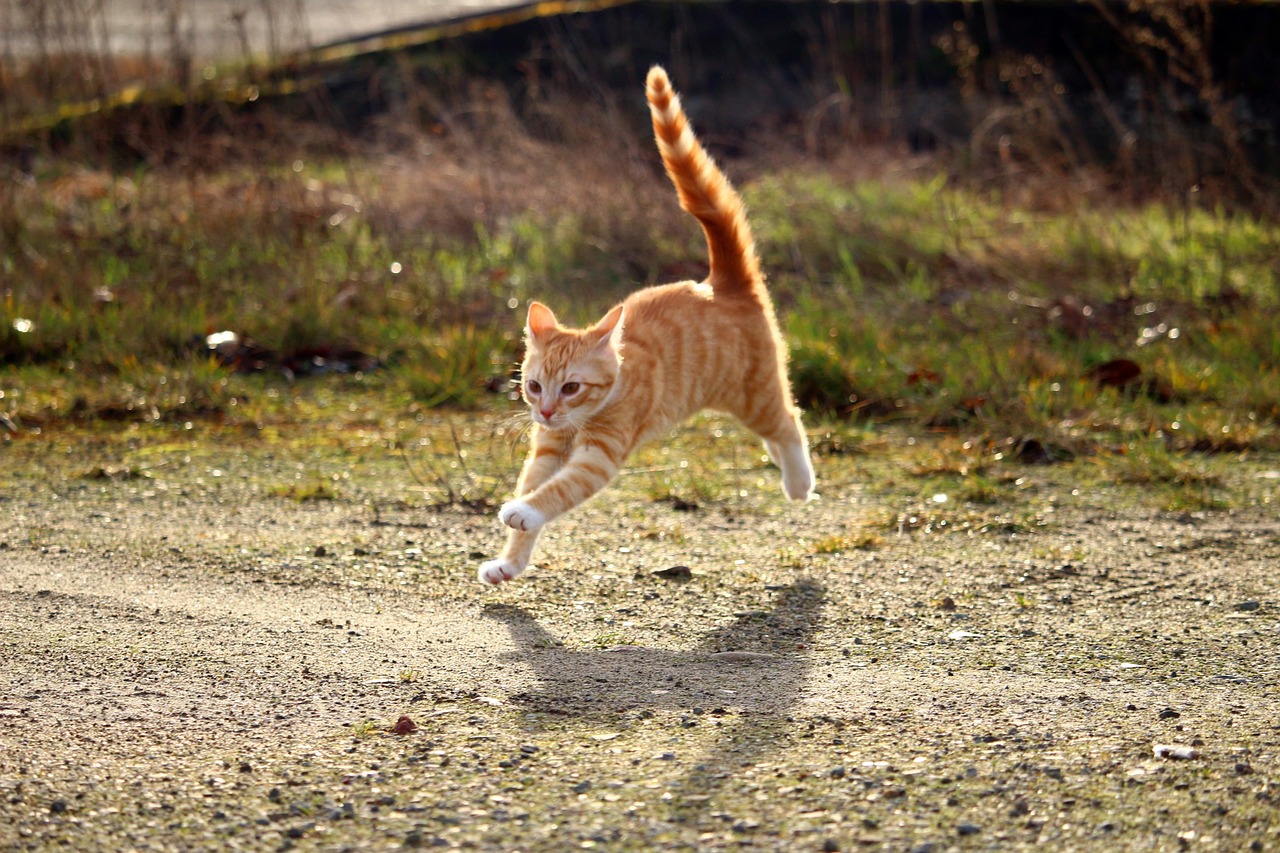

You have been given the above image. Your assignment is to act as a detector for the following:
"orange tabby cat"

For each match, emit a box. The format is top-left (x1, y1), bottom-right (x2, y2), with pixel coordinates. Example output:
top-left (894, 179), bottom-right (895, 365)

top-left (478, 66), bottom-right (814, 585)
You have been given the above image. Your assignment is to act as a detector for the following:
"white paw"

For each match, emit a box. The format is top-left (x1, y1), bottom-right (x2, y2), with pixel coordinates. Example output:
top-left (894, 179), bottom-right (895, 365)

top-left (782, 466), bottom-right (815, 502)
top-left (499, 500), bottom-right (546, 532)
top-left (478, 558), bottom-right (524, 585)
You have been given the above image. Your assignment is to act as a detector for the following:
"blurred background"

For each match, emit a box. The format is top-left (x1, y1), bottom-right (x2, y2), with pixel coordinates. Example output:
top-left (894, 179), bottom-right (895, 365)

top-left (2, 0), bottom-right (1278, 457)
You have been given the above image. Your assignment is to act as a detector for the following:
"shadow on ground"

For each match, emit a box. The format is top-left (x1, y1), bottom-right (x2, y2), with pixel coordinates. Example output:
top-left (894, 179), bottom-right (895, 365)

top-left (483, 581), bottom-right (825, 817)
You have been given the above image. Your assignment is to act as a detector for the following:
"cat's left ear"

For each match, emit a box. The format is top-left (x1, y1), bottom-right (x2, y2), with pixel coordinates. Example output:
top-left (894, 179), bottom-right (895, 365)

top-left (589, 304), bottom-right (625, 355)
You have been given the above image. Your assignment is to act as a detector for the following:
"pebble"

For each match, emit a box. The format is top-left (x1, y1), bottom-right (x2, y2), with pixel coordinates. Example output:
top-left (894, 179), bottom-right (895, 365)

top-left (652, 565), bottom-right (692, 579)
top-left (957, 823), bottom-right (982, 836)
top-left (710, 651), bottom-right (777, 663)
top-left (1153, 744), bottom-right (1198, 760)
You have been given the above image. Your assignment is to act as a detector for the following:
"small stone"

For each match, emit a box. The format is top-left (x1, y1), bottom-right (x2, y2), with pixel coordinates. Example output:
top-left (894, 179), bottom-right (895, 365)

top-left (710, 651), bottom-right (777, 663)
top-left (239, 762), bottom-right (253, 773)
top-left (822, 840), bottom-right (840, 853)
top-left (49, 799), bottom-right (67, 814)
top-left (571, 781), bottom-right (591, 794)
top-left (653, 565), bottom-right (692, 580)
top-left (1234, 601), bottom-right (1261, 612)
top-left (1153, 744), bottom-right (1198, 760)
top-left (830, 765), bottom-right (846, 779)
top-left (957, 823), bottom-right (981, 836)
top-left (1158, 708), bottom-right (1181, 720)
top-left (314, 545), bottom-right (327, 557)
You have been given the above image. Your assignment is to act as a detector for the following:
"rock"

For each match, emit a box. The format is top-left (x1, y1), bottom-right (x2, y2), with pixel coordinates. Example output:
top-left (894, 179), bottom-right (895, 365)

top-left (710, 651), bottom-right (777, 663)
top-left (652, 565), bottom-right (692, 580)
top-left (957, 823), bottom-right (982, 836)
top-left (1158, 708), bottom-right (1180, 720)
top-left (1153, 744), bottom-right (1198, 760)
top-left (1234, 601), bottom-right (1261, 612)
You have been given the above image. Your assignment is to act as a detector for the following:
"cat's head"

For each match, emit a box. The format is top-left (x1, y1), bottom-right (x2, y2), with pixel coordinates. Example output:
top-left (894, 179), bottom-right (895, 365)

top-left (520, 301), bottom-right (624, 431)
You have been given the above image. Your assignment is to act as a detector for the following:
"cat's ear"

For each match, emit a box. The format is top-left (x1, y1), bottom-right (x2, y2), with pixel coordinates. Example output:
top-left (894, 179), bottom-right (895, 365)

top-left (589, 304), bottom-right (625, 355)
top-left (525, 301), bottom-right (559, 347)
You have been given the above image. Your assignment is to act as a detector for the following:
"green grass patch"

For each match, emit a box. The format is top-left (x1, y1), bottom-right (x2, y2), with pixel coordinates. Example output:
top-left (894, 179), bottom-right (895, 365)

top-left (5, 130), bottom-right (1279, 476)
top-left (269, 480), bottom-right (341, 501)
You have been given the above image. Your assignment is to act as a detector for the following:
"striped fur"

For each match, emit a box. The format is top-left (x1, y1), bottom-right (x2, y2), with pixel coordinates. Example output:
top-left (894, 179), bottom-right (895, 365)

top-left (479, 66), bottom-right (814, 586)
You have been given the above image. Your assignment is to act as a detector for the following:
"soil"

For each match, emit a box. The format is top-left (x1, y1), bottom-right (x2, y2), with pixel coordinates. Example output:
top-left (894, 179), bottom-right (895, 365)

top-left (0, 417), bottom-right (1277, 851)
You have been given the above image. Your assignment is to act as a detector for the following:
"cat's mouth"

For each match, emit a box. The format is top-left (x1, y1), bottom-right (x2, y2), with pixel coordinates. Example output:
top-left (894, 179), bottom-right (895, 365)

top-left (534, 411), bottom-right (569, 429)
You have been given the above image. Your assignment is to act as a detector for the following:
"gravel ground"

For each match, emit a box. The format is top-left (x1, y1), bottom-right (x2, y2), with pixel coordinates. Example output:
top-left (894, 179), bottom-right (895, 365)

top-left (0, 416), bottom-right (1277, 851)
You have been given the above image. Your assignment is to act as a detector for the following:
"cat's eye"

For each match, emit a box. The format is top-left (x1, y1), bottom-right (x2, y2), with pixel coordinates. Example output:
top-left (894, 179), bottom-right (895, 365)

top-left (561, 382), bottom-right (581, 395)
top-left (526, 380), bottom-right (542, 394)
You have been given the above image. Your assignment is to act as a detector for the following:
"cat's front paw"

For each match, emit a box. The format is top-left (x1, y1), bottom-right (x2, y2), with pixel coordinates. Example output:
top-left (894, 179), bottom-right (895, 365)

top-left (499, 500), bottom-right (546, 532)
top-left (478, 558), bottom-right (525, 585)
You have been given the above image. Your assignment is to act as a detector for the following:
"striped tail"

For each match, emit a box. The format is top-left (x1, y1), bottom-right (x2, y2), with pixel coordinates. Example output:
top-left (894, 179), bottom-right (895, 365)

top-left (645, 66), bottom-right (763, 297)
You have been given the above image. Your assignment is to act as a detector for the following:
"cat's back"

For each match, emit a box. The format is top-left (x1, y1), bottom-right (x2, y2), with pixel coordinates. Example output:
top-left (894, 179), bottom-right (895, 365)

top-left (614, 280), bottom-right (782, 417)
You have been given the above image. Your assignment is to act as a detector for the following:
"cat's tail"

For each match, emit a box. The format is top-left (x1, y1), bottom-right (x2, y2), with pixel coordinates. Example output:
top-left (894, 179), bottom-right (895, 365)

top-left (645, 66), bottom-right (763, 297)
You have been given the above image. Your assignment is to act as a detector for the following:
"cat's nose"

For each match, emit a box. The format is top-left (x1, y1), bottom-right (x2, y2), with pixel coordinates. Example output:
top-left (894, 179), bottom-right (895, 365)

top-left (539, 405), bottom-right (555, 420)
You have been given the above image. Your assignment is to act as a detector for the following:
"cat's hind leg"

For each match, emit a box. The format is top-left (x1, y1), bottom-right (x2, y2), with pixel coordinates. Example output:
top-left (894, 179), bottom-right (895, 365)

top-left (748, 402), bottom-right (815, 502)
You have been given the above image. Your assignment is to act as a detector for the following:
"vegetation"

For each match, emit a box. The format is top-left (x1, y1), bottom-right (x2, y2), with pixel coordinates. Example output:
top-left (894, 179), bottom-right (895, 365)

top-left (3, 126), bottom-right (1277, 463)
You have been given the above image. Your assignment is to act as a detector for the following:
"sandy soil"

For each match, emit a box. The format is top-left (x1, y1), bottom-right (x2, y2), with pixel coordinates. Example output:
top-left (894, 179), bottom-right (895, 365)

top-left (0, 422), bottom-right (1277, 851)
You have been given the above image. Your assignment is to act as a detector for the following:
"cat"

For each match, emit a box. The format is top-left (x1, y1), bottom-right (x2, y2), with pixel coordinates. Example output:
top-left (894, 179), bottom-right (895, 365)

top-left (478, 66), bottom-right (815, 585)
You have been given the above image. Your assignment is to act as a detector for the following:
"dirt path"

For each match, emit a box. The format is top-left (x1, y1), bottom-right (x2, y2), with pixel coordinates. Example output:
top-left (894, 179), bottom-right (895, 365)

top-left (1, 424), bottom-right (1277, 850)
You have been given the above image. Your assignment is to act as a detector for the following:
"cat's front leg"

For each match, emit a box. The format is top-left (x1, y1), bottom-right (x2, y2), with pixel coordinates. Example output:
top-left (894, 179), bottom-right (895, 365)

top-left (498, 501), bottom-right (546, 532)
top-left (478, 528), bottom-right (539, 585)
top-left (479, 427), bottom-right (565, 584)
top-left (503, 438), bottom-right (623, 530)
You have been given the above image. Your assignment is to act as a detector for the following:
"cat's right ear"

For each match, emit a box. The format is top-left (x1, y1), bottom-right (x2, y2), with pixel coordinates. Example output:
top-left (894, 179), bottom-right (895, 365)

top-left (526, 301), bottom-right (559, 347)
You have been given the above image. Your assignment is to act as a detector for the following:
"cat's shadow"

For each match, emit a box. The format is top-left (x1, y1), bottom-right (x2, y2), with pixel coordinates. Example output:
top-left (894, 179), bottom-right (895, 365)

top-left (482, 579), bottom-right (825, 716)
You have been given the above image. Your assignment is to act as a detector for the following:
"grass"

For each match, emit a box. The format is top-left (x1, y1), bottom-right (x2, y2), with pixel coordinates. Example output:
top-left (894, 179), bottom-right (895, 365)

top-left (3, 81), bottom-right (1279, 495)
top-left (269, 480), bottom-right (340, 501)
